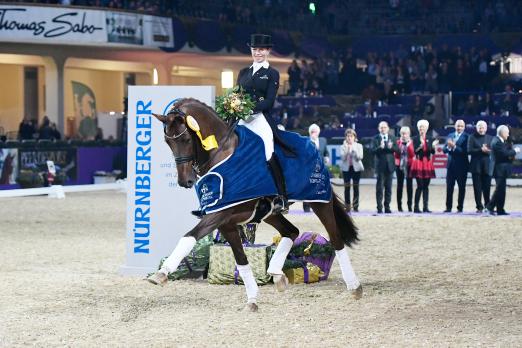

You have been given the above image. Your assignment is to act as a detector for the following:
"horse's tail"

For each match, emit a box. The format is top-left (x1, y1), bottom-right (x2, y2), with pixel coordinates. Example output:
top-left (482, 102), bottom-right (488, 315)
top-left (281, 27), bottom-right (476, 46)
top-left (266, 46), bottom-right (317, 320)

top-left (332, 193), bottom-right (359, 247)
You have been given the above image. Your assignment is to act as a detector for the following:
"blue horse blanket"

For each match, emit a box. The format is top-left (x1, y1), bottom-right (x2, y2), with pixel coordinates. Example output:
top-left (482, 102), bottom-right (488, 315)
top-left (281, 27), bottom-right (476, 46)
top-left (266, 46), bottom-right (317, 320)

top-left (195, 125), bottom-right (331, 214)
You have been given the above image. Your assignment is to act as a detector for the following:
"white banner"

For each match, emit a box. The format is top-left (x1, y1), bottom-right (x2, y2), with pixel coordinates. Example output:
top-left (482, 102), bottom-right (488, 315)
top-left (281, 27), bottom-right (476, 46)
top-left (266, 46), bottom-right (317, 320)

top-left (106, 11), bottom-right (143, 45)
top-left (0, 5), bottom-right (107, 43)
top-left (143, 15), bottom-right (174, 48)
top-left (121, 86), bottom-right (215, 276)
top-left (0, 5), bottom-right (173, 48)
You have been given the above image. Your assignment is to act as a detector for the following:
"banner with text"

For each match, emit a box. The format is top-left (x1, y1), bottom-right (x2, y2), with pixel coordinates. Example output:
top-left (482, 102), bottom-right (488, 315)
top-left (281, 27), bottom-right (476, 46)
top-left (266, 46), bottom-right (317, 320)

top-left (19, 147), bottom-right (77, 180)
top-left (106, 11), bottom-right (143, 45)
top-left (122, 86), bottom-right (215, 276)
top-left (0, 5), bottom-right (173, 48)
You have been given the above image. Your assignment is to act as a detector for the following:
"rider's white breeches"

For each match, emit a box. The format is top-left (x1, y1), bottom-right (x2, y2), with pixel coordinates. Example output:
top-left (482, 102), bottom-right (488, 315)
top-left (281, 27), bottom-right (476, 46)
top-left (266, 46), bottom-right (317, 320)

top-left (238, 112), bottom-right (273, 161)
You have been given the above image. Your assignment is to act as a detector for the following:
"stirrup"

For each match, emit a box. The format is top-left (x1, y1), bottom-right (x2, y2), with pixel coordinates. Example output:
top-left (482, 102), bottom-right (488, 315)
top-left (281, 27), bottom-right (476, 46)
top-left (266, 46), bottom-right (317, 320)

top-left (272, 196), bottom-right (289, 214)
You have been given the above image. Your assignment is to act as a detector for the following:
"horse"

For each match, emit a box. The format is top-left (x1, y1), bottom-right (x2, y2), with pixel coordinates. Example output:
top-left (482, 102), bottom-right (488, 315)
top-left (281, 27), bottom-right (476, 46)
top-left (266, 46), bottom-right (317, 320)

top-left (146, 98), bottom-right (362, 311)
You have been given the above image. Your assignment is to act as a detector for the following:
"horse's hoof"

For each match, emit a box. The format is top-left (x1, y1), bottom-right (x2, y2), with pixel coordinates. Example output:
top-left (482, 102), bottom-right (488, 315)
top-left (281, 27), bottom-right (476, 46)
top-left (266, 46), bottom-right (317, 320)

top-left (273, 274), bottom-right (289, 292)
top-left (145, 272), bottom-right (168, 286)
top-left (244, 302), bottom-right (258, 312)
top-left (351, 284), bottom-right (363, 300)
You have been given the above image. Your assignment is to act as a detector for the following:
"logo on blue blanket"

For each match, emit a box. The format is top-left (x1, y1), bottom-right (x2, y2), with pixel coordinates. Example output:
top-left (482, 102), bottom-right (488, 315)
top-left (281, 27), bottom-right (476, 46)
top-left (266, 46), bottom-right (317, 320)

top-left (310, 158), bottom-right (326, 185)
top-left (195, 173), bottom-right (224, 211)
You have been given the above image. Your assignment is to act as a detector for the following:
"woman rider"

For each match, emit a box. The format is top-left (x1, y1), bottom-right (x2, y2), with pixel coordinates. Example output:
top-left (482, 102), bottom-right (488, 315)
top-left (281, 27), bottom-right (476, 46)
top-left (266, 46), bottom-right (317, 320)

top-left (236, 34), bottom-right (288, 213)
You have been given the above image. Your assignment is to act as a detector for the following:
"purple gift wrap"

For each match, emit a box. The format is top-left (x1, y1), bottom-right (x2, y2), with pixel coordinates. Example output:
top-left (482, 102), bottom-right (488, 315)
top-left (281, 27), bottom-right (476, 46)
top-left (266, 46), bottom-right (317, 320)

top-left (293, 232), bottom-right (335, 281)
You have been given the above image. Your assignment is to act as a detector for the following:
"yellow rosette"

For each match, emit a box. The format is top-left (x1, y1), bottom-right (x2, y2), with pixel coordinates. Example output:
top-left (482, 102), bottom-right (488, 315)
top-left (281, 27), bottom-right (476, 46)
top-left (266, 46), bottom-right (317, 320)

top-left (186, 115), bottom-right (218, 151)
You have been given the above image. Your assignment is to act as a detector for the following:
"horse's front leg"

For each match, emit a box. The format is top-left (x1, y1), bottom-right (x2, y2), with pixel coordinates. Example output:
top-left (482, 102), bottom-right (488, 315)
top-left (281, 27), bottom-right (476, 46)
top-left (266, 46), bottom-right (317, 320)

top-left (264, 214), bottom-right (300, 292)
top-left (220, 224), bottom-right (259, 312)
top-left (146, 212), bottom-right (229, 286)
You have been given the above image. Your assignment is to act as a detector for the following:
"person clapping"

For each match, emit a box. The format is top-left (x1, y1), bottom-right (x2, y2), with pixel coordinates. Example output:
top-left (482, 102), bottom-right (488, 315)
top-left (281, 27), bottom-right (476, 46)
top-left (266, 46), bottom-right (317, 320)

top-left (340, 129), bottom-right (364, 212)
top-left (410, 120), bottom-right (438, 213)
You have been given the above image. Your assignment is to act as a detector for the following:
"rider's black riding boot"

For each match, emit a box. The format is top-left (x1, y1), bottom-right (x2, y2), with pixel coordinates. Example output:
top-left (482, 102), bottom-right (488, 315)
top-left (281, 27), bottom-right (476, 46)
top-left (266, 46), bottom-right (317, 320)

top-left (191, 209), bottom-right (204, 218)
top-left (267, 154), bottom-right (289, 214)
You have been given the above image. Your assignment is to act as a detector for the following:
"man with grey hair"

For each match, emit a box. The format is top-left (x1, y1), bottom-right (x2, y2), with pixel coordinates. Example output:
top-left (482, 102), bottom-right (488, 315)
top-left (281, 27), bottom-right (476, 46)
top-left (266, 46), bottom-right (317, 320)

top-left (443, 119), bottom-right (469, 213)
top-left (372, 121), bottom-right (398, 213)
top-left (486, 125), bottom-right (521, 215)
top-left (467, 120), bottom-right (492, 212)
top-left (303, 123), bottom-right (329, 212)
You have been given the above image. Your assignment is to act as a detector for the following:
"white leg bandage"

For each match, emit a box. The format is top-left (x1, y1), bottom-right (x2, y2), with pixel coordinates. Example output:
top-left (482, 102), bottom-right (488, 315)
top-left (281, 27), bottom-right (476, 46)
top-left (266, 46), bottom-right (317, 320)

top-left (160, 236), bottom-right (197, 275)
top-left (236, 264), bottom-right (259, 304)
top-left (267, 237), bottom-right (293, 275)
top-left (239, 113), bottom-right (274, 160)
top-left (335, 247), bottom-right (360, 290)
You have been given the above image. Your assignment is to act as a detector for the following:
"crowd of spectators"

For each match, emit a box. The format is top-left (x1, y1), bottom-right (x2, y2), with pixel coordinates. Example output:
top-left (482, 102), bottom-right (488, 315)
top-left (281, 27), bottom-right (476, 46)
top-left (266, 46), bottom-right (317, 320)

top-left (286, 43), bottom-right (514, 100)
top-left (454, 86), bottom-right (522, 117)
top-left (361, 0), bottom-right (522, 35)
top-left (17, 117), bottom-right (61, 141)
top-left (10, 0), bottom-right (522, 36)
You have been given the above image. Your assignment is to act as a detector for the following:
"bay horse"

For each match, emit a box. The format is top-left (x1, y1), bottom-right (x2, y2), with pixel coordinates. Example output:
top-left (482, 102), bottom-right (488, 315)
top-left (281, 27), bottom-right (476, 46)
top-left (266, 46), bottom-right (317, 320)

top-left (146, 98), bottom-right (362, 311)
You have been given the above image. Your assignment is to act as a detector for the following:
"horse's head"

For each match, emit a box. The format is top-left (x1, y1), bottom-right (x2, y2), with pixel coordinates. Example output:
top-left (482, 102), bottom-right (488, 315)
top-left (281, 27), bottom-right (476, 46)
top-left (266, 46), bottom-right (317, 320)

top-left (153, 98), bottom-right (232, 189)
top-left (153, 107), bottom-right (199, 188)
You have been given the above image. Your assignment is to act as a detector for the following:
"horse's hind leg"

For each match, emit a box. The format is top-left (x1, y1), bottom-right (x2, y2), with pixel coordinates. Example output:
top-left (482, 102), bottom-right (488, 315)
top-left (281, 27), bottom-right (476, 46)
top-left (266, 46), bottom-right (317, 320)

top-left (310, 201), bottom-right (362, 299)
top-left (264, 214), bottom-right (300, 292)
top-left (220, 224), bottom-right (259, 312)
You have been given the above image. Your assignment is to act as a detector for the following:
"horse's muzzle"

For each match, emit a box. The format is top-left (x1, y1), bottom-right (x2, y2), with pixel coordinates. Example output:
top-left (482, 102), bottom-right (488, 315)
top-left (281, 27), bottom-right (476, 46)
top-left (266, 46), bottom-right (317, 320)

top-left (179, 179), bottom-right (195, 188)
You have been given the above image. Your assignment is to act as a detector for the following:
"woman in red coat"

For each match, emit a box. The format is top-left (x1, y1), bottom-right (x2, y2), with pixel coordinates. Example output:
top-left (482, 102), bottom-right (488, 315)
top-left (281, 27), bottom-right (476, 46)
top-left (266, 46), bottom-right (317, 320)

top-left (394, 126), bottom-right (415, 212)
top-left (410, 119), bottom-right (439, 213)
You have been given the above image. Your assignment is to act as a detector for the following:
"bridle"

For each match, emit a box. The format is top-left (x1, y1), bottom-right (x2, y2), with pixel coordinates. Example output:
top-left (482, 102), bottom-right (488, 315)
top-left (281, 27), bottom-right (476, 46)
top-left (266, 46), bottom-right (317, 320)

top-left (163, 108), bottom-right (237, 175)
top-left (163, 108), bottom-right (198, 168)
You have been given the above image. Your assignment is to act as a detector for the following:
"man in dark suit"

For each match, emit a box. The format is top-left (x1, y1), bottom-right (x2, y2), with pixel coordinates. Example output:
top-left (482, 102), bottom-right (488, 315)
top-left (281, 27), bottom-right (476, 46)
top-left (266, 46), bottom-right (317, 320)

top-left (303, 124), bottom-right (330, 212)
top-left (443, 119), bottom-right (469, 212)
top-left (372, 121), bottom-right (398, 213)
top-left (467, 120), bottom-right (492, 213)
top-left (486, 125), bottom-right (520, 215)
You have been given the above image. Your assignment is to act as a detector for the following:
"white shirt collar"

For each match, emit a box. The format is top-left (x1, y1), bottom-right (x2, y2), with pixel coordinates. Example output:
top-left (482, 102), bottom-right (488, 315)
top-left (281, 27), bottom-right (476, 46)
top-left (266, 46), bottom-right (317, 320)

top-left (251, 61), bottom-right (270, 74)
top-left (498, 135), bottom-right (504, 143)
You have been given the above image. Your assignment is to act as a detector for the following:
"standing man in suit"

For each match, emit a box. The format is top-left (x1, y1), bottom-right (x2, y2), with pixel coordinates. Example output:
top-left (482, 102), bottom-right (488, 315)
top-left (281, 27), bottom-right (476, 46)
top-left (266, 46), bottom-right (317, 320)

top-left (467, 121), bottom-right (492, 213)
top-left (372, 121), bottom-right (398, 213)
top-left (303, 123), bottom-right (330, 212)
top-left (308, 123), bottom-right (330, 163)
top-left (486, 125), bottom-right (520, 215)
top-left (443, 119), bottom-right (469, 213)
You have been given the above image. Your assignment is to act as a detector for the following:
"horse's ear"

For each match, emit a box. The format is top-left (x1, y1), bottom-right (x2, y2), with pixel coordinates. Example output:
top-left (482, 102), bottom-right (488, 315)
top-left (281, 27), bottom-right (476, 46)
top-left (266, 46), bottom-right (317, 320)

top-left (152, 113), bottom-right (167, 124)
